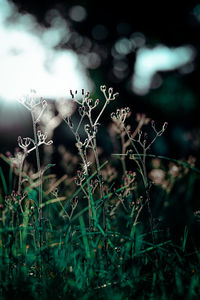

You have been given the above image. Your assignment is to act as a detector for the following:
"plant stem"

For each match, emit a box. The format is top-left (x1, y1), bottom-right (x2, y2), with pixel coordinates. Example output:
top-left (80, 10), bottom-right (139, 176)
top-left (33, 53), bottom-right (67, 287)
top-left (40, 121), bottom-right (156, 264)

top-left (31, 111), bottom-right (42, 248)
top-left (88, 113), bottom-right (105, 228)
top-left (94, 99), bottom-right (108, 127)
top-left (17, 153), bottom-right (25, 194)
top-left (142, 148), bottom-right (155, 245)
top-left (120, 132), bottom-right (127, 174)
top-left (124, 124), bottom-right (155, 245)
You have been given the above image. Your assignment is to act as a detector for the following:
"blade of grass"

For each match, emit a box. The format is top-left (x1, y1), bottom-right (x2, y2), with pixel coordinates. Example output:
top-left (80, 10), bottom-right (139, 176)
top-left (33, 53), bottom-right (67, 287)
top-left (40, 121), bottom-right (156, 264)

top-left (112, 153), bottom-right (200, 175)
top-left (132, 240), bottom-right (171, 257)
top-left (8, 165), bottom-right (13, 194)
top-left (182, 226), bottom-right (188, 252)
top-left (0, 166), bottom-right (8, 195)
top-left (79, 215), bottom-right (91, 260)
top-left (40, 196), bottom-right (66, 208)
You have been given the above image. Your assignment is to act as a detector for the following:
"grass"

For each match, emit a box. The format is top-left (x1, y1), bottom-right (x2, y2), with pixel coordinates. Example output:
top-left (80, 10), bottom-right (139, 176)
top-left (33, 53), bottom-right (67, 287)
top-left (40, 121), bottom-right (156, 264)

top-left (0, 86), bottom-right (200, 299)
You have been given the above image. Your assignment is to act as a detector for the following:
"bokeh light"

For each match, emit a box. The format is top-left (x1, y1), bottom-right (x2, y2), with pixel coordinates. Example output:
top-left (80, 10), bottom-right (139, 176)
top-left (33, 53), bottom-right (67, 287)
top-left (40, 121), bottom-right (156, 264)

top-left (132, 45), bottom-right (196, 95)
top-left (68, 5), bottom-right (87, 23)
top-left (0, 0), bottom-right (92, 102)
top-left (114, 38), bottom-right (133, 56)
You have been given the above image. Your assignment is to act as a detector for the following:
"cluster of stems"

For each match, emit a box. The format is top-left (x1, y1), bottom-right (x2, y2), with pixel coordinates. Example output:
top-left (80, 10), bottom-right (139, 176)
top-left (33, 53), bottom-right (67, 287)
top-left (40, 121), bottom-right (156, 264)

top-left (63, 86), bottom-right (118, 228)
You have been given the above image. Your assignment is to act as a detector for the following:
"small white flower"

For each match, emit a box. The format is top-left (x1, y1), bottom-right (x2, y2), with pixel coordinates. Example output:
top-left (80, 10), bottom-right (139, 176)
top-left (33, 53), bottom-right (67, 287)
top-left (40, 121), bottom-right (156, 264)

top-left (18, 136), bottom-right (31, 151)
top-left (37, 130), bottom-right (53, 146)
top-left (18, 89), bottom-right (47, 123)
top-left (18, 89), bottom-right (45, 110)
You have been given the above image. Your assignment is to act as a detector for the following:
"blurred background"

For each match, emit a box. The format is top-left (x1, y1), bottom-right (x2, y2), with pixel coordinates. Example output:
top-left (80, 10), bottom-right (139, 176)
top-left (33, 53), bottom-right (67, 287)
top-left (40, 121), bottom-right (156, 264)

top-left (0, 0), bottom-right (200, 160)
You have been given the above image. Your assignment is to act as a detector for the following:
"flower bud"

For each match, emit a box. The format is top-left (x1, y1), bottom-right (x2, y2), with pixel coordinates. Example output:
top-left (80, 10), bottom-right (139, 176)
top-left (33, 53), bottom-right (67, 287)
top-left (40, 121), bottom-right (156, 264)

top-left (95, 99), bottom-right (99, 106)
top-left (100, 85), bottom-right (106, 92)
top-left (162, 122), bottom-right (168, 131)
top-left (84, 124), bottom-right (90, 132)
top-left (70, 90), bottom-right (74, 98)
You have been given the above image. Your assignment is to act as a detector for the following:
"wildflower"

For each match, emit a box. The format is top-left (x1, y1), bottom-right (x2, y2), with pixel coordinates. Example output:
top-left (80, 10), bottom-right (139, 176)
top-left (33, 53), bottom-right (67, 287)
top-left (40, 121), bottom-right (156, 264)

top-left (70, 196), bottom-right (78, 208)
top-left (100, 85), bottom-right (119, 101)
top-left (37, 130), bottom-right (53, 146)
top-left (149, 169), bottom-right (165, 185)
top-left (18, 89), bottom-right (47, 123)
top-left (18, 89), bottom-right (47, 111)
top-left (18, 136), bottom-right (31, 152)
top-left (111, 107), bottom-right (130, 123)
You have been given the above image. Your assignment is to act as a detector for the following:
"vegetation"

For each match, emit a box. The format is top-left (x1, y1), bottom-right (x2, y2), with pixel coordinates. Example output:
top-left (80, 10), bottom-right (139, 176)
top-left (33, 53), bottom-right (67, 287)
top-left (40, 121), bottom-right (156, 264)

top-left (0, 86), bottom-right (200, 299)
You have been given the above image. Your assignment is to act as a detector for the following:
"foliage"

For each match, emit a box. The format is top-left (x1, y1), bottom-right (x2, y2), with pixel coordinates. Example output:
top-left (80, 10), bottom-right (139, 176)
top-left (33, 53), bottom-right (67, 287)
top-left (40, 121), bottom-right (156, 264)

top-left (0, 86), bottom-right (200, 299)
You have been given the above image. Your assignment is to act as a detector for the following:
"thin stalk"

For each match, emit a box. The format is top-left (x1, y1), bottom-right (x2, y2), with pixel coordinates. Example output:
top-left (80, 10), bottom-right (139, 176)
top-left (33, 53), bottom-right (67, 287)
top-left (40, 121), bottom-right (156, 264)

top-left (135, 153), bottom-right (200, 175)
top-left (79, 147), bottom-right (93, 225)
top-left (88, 113), bottom-right (106, 229)
top-left (80, 182), bottom-right (91, 216)
top-left (123, 125), bottom-right (144, 169)
top-left (94, 98), bottom-right (109, 127)
top-left (142, 148), bottom-right (148, 188)
top-left (17, 153), bottom-right (26, 194)
top-left (124, 124), bottom-right (156, 245)
top-left (133, 202), bottom-right (146, 226)
top-left (120, 132), bottom-right (127, 174)
top-left (8, 165), bottom-right (13, 194)
top-left (76, 114), bottom-right (84, 135)
top-left (31, 111), bottom-right (43, 248)
top-left (140, 147), bottom-right (155, 244)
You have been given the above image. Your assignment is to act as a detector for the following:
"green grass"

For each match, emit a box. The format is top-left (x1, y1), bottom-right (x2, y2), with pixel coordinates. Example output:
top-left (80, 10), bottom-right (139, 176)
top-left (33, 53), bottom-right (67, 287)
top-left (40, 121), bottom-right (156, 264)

top-left (0, 159), bottom-right (200, 299)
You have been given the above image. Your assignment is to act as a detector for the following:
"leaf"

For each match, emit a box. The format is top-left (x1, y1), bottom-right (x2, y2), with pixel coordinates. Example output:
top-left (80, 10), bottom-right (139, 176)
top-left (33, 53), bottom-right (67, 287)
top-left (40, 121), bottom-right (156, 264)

top-left (42, 164), bottom-right (56, 175)
top-left (27, 189), bottom-right (38, 204)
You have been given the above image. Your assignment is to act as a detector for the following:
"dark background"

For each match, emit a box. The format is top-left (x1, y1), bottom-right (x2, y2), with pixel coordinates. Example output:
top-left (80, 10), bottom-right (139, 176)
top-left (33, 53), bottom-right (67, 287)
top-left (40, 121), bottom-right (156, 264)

top-left (1, 0), bottom-right (200, 159)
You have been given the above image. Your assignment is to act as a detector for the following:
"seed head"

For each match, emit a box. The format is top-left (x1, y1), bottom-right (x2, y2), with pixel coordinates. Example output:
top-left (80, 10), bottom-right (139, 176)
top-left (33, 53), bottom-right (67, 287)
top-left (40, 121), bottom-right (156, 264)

top-left (100, 85), bottom-right (106, 92)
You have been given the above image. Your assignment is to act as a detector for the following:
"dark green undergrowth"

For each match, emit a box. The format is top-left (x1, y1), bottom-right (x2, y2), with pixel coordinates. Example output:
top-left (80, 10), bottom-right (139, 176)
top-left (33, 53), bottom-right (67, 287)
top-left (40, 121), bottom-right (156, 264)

top-left (0, 158), bottom-right (200, 300)
top-left (0, 223), bottom-right (200, 300)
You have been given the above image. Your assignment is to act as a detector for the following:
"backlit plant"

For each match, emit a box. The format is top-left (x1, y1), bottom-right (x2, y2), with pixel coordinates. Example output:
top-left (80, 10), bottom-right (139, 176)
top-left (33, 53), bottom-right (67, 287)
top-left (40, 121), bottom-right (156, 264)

top-left (0, 86), bottom-right (199, 300)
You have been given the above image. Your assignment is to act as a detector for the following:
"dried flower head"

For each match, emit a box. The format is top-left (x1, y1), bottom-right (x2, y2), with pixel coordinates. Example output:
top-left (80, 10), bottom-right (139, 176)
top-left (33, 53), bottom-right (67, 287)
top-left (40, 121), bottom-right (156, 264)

top-left (18, 89), bottom-right (47, 111)
top-left (100, 85), bottom-right (119, 101)
top-left (18, 136), bottom-right (31, 151)
top-left (18, 89), bottom-right (47, 123)
top-left (37, 130), bottom-right (53, 146)
top-left (111, 107), bottom-right (130, 123)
